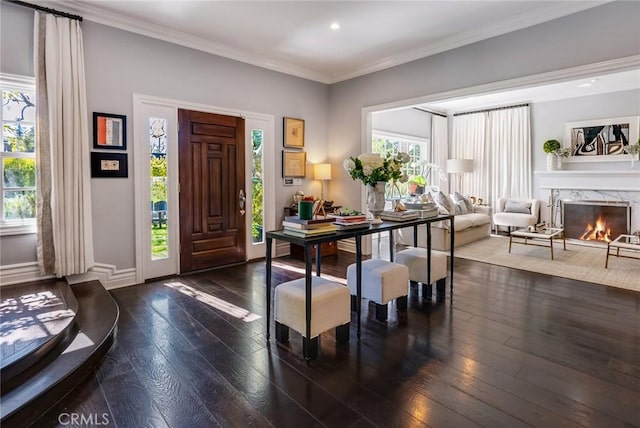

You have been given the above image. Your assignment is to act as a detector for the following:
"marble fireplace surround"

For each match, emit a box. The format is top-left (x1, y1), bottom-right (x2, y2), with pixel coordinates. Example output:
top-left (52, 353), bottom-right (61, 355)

top-left (534, 171), bottom-right (640, 235)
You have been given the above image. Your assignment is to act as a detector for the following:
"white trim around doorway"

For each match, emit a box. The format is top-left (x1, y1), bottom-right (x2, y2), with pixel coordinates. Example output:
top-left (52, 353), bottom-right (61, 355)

top-left (132, 94), bottom-right (276, 285)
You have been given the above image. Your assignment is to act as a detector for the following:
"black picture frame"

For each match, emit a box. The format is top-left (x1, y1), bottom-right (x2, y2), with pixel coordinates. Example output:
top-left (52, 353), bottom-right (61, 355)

top-left (91, 152), bottom-right (128, 178)
top-left (93, 112), bottom-right (127, 150)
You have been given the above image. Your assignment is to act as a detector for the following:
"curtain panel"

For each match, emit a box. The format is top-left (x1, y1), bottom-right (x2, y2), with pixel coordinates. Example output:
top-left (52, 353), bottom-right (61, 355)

top-left (451, 106), bottom-right (531, 208)
top-left (34, 12), bottom-right (94, 276)
top-left (431, 115), bottom-right (449, 191)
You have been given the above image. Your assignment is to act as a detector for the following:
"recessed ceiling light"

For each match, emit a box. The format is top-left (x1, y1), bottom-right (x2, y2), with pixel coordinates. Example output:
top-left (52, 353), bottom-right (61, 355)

top-left (330, 22), bottom-right (340, 30)
top-left (577, 83), bottom-right (592, 87)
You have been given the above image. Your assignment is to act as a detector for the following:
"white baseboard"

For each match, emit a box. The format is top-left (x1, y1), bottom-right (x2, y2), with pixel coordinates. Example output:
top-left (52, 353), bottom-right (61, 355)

top-left (0, 261), bottom-right (137, 290)
top-left (66, 263), bottom-right (137, 290)
top-left (0, 262), bottom-right (54, 286)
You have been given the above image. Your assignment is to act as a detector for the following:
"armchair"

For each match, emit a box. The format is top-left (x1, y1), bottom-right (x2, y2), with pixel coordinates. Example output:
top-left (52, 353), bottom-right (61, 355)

top-left (493, 198), bottom-right (540, 233)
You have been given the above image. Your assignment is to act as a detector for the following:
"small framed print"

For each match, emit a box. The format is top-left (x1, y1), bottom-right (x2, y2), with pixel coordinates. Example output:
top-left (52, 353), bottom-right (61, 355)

top-left (283, 117), bottom-right (304, 148)
top-left (91, 152), bottom-right (128, 178)
top-left (93, 112), bottom-right (126, 150)
top-left (282, 151), bottom-right (306, 178)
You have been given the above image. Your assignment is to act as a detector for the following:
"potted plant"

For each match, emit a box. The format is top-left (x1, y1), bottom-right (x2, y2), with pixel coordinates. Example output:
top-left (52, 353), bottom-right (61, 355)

top-left (624, 137), bottom-right (640, 167)
top-left (543, 139), bottom-right (561, 170)
top-left (408, 175), bottom-right (426, 195)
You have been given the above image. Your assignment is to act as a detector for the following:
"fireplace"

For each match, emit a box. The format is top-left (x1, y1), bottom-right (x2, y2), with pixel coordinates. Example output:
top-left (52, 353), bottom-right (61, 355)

top-left (562, 201), bottom-right (630, 242)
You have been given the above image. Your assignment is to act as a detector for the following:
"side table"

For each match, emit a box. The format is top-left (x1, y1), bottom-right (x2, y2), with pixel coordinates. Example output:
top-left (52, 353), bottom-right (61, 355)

top-left (605, 234), bottom-right (640, 268)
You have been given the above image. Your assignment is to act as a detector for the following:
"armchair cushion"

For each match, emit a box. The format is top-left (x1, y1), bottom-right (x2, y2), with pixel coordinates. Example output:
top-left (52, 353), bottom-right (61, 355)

top-left (504, 201), bottom-right (532, 214)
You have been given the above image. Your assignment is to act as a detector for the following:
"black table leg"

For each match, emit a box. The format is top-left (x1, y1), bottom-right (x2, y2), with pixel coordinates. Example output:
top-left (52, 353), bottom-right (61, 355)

top-left (426, 224), bottom-right (432, 286)
top-left (413, 225), bottom-right (418, 247)
top-left (389, 230), bottom-right (395, 262)
top-left (266, 237), bottom-right (272, 340)
top-left (450, 218), bottom-right (455, 296)
top-left (316, 244), bottom-right (322, 276)
top-left (304, 244), bottom-right (313, 362)
top-left (356, 236), bottom-right (362, 339)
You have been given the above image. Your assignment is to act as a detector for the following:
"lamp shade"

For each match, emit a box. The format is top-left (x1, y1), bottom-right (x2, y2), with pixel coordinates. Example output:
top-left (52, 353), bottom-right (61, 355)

top-left (446, 159), bottom-right (473, 173)
top-left (313, 163), bottom-right (332, 180)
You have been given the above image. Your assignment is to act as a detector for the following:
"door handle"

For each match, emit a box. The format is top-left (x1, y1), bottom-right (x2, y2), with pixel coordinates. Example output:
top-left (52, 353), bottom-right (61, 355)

top-left (239, 189), bottom-right (246, 215)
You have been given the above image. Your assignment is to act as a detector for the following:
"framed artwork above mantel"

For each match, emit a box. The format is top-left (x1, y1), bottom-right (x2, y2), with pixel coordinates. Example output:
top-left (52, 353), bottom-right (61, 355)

top-left (563, 116), bottom-right (639, 163)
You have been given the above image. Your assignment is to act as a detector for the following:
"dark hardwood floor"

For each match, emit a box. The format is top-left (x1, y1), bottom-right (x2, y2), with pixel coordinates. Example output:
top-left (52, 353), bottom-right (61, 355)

top-left (38, 252), bottom-right (640, 427)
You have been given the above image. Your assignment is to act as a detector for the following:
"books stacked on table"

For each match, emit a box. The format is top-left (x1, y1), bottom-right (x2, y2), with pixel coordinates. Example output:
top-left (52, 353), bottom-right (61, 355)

top-left (282, 216), bottom-right (337, 237)
top-left (380, 210), bottom-right (420, 222)
top-left (328, 213), bottom-right (370, 230)
top-left (414, 204), bottom-right (439, 219)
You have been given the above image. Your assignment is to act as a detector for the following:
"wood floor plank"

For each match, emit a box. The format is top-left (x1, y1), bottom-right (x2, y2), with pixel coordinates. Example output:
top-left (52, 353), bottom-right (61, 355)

top-left (126, 344), bottom-right (223, 427)
top-left (46, 250), bottom-right (640, 428)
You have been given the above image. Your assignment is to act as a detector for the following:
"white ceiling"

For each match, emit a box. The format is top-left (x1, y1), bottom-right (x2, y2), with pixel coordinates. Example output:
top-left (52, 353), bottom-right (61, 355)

top-left (44, 0), bottom-right (608, 84)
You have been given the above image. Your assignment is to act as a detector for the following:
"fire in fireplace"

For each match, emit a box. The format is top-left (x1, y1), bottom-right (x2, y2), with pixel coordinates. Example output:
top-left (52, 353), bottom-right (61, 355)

top-left (562, 200), bottom-right (630, 242)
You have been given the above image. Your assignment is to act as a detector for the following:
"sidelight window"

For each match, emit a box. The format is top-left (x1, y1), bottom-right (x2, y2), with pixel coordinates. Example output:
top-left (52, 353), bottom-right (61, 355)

top-left (150, 117), bottom-right (168, 259)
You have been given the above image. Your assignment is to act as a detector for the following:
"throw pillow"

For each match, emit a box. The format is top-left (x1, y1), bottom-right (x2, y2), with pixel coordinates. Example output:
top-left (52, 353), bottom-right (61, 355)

top-left (432, 191), bottom-right (454, 215)
top-left (454, 200), bottom-right (468, 215)
top-left (452, 192), bottom-right (474, 212)
top-left (504, 200), bottom-right (531, 214)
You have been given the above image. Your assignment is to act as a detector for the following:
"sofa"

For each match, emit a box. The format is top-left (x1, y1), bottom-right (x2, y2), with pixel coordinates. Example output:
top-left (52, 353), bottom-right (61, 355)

top-left (397, 196), bottom-right (492, 251)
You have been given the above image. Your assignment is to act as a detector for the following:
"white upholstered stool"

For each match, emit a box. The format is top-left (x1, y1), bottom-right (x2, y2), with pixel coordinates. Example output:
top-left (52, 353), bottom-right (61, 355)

top-left (346, 259), bottom-right (409, 322)
top-left (274, 276), bottom-right (350, 359)
top-left (395, 247), bottom-right (447, 301)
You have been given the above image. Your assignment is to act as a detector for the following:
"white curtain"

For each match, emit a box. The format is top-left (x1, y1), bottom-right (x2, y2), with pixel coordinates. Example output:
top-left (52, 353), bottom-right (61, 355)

top-left (487, 106), bottom-right (531, 207)
top-left (451, 112), bottom-right (488, 198)
top-left (451, 106), bottom-right (531, 208)
top-left (431, 115), bottom-right (449, 191)
top-left (35, 12), bottom-right (94, 276)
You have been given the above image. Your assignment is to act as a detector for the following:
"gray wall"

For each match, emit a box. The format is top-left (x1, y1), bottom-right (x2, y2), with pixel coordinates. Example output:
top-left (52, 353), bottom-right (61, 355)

top-left (531, 89), bottom-right (640, 174)
top-left (328, 1), bottom-right (640, 203)
top-left (0, 2), bottom-right (329, 269)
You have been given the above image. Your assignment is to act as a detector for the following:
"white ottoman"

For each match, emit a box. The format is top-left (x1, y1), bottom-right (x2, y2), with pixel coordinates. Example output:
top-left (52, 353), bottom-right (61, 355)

top-left (346, 259), bottom-right (409, 322)
top-left (274, 276), bottom-right (350, 359)
top-left (395, 247), bottom-right (447, 301)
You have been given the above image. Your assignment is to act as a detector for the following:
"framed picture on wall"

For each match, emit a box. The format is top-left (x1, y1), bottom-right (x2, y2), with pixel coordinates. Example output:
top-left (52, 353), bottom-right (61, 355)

top-left (91, 152), bottom-right (128, 178)
top-left (283, 117), bottom-right (305, 148)
top-left (563, 116), bottom-right (639, 162)
top-left (93, 112), bottom-right (127, 150)
top-left (282, 151), bottom-right (306, 177)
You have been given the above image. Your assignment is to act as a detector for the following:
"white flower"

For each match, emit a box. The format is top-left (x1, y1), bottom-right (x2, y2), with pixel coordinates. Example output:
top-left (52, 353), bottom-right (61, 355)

top-left (343, 158), bottom-right (355, 173)
top-left (358, 153), bottom-right (383, 170)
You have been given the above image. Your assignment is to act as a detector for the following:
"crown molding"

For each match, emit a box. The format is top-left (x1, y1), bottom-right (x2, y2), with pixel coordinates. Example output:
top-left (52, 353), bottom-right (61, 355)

top-left (329, 1), bottom-right (610, 83)
top-left (42, 0), bottom-right (609, 85)
top-left (43, 0), bottom-right (330, 83)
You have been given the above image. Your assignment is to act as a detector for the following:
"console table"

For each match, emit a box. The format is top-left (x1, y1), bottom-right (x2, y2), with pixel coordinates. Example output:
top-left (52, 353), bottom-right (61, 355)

top-left (265, 214), bottom-right (455, 361)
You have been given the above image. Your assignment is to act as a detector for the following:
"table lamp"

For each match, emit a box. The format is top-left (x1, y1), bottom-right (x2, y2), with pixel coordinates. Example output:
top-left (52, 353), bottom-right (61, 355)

top-left (313, 163), bottom-right (332, 201)
top-left (446, 159), bottom-right (473, 193)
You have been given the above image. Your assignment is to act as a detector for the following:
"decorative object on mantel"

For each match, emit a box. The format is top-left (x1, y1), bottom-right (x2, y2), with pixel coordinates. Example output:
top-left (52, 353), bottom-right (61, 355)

top-left (343, 152), bottom-right (409, 224)
top-left (563, 116), bottom-right (640, 162)
top-left (543, 139), bottom-right (561, 171)
top-left (624, 138), bottom-right (640, 167)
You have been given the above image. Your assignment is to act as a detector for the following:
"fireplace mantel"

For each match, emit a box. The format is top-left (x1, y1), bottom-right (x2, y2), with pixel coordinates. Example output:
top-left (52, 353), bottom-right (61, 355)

top-left (535, 170), bottom-right (640, 192)
top-left (534, 170), bottom-right (640, 232)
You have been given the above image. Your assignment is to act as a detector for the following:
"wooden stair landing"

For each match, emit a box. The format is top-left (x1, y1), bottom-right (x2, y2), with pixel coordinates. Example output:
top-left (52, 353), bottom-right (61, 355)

top-left (0, 280), bottom-right (118, 428)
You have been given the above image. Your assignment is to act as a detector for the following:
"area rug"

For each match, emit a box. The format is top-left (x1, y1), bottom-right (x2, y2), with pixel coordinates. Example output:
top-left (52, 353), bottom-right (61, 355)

top-left (452, 236), bottom-right (639, 292)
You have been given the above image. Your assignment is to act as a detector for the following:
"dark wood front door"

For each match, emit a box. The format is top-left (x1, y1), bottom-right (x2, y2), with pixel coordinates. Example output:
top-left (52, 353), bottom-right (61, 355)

top-left (178, 109), bottom-right (246, 273)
